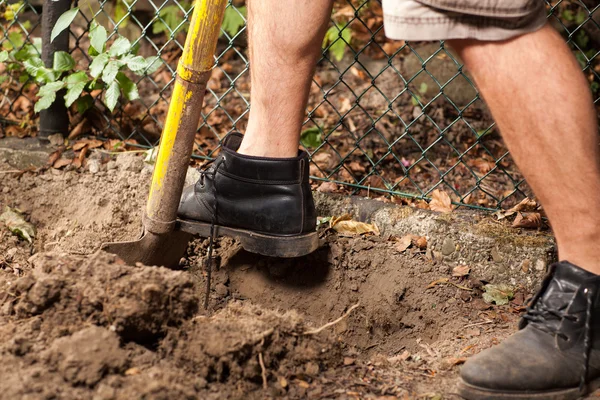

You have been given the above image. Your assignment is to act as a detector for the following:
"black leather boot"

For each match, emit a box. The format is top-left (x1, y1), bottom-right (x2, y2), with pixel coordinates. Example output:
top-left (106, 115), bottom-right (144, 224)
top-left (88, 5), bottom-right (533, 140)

top-left (459, 261), bottom-right (600, 400)
top-left (177, 132), bottom-right (318, 258)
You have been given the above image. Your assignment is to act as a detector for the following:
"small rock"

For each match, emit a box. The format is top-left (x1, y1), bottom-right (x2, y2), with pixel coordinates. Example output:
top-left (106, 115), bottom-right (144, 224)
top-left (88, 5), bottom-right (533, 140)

top-left (106, 160), bottom-right (118, 170)
top-left (88, 160), bottom-right (101, 174)
top-left (215, 283), bottom-right (229, 297)
top-left (521, 259), bottom-right (530, 273)
top-left (343, 357), bottom-right (355, 366)
top-left (350, 283), bottom-right (359, 292)
top-left (2, 186), bottom-right (9, 193)
top-left (441, 238), bottom-right (455, 256)
top-left (305, 362), bottom-right (319, 376)
top-left (47, 133), bottom-right (64, 147)
top-left (535, 259), bottom-right (546, 272)
top-left (491, 247), bottom-right (503, 263)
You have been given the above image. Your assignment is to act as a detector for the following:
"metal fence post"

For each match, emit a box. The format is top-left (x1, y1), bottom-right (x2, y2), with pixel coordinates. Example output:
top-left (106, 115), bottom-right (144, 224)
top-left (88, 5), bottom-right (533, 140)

top-left (39, 0), bottom-right (71, 138)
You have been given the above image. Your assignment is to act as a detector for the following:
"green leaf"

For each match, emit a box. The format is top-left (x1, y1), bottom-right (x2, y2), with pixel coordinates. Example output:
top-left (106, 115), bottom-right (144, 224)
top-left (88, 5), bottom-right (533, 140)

top-left (13, 44), bottom-right (38, 61)
top-left (482, 284), bottom-right (514, 306)
top-left (418, 82), bottom-right (428, 95)
top-left (75, 95), bottom-right (94, 114)
top-left (144, 56), bottom-right (161, 74)
top-left (0, 51), bottom-right (8, 63)
top-left (38, 81), bottom-right (64, 97)
top-left (153, 4), bottom-right (189, 35)
top-left (35, 68), bottom-right (56, 84)
top-left (220, 6), bottom-right (246, 37)
top-left (116, 72), bottom-right (139, 101)
top-left (90, 53), bottom-right (110, 78)
top-left (108, 36), bottom-right (131, 57)
top-left (102, 60), bottom-right (120, 84)
top-left (104, 80), bottom-right (120, 112)
top-left (323, 24), bottom-right (352, 62)
top-left (23, 57), bottom-right (44, 76)
top-left (300, 127), bottom-right (323, 149)
top-left (0, 206), bottom-right (36, 243)
top-left (51, 8), bottom-right (79, 43)
top-left (65, 71), bottom-right (88, 85)
top-left (124, 55), bottom-right (147, 73)
top-left (3, 31), bottom-right (25, 51)
top-left (0, 76), bottom-right (8, 84)
top-left (89, 20), bottom-right (108, 54)
top-left (53, 51), bottom-right (76, 72)
top-left (64, 81), bottom-right (86, 107)
top-left (34, 92), bottom-right (56, 113)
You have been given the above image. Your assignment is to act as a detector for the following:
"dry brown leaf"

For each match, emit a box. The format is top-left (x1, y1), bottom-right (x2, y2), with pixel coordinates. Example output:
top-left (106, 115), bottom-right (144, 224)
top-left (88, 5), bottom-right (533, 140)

top-left (52, 158), bottom-right (72, 169)
top-left (452, 265), bottom-right (471, 277)
top-left (427, 278), bottom-right (449, 289)
top-left (395, 235), bottom-right (414, 252)
top-left (512, 212), bottom-right (542, 229)
top-left (71, 146), bottom-right (88, 169)
top-left (415, 236), bottom-right (427, 250)
top-left (495, 197), bottom-right (538, 220)
top-left (429, 189), bottom-right (453, 213)
top-left (68, 118), bottom-right (87, 140)
top-left (48, 149), bottom-right (62, 166)
top-left (317, 181), bottom-right (338, 193)
top-left (331, 214), bottom-right (380, 236)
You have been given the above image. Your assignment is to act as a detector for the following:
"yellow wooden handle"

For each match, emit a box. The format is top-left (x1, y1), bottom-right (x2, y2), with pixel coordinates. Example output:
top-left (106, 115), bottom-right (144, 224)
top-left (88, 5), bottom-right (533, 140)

top-left (146, 0), bottom-right (228, 227)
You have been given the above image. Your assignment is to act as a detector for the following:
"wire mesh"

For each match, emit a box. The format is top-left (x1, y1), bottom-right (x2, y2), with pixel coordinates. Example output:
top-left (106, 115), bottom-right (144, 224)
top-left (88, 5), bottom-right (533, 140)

top-left (1, 0), bottom-right (598, 211)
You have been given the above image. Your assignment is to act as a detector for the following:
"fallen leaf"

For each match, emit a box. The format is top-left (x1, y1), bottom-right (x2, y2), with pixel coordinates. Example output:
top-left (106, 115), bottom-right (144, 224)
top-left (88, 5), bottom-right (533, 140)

top-left (427, 278), bottom-right (449, 289)
top-left (343, 357), bottom-right (355, 366)
top-left (512, 212), bottom-right (542, 229)
top-left (53, 158), bottom-right (72, 169)
top-left (330, 214), bottom-right (379, 236)
top-left (495, 197), bottom-right (538, 220)
top-left (317, 181), bottom-right (338, 193)
top-left (415, 236), bottom-right (427, 250)
top-left (0, 207), bottom-right (36, 243)
top-left (395, 235), bottom-right (414, 252)
top-left (452, 265), bottom-right (470, 277)
top-left (482, 283), bottom-right (514, 305)
top-left (429, 189), bottom-right (453, 213)
top-left (48, 148), bottom-right (63, 166)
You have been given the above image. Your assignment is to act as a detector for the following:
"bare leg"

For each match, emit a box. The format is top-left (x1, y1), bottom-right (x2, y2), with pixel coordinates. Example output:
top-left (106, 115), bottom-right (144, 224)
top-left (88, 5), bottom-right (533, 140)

top-left (448, 23), bottom-right (600, 273)
top-left (238, 0), bottom-right (334, 158)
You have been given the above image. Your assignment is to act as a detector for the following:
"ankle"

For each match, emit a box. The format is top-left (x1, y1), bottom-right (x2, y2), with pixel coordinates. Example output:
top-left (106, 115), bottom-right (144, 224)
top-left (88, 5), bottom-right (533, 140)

top-left (237, 133), bottom-right (299, 158)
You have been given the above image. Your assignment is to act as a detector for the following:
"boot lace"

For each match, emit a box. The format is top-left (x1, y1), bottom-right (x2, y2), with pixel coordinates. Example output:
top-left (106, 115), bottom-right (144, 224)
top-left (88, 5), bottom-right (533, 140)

top-left (197, 157), bottom-right (226, 309)
top-left (522, 286), bottom-right (594, 392)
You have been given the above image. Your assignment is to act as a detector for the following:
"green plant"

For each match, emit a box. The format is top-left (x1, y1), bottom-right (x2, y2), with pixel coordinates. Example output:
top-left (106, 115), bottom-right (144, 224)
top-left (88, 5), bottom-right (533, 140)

top-left (151, 3), bottom-right (246, 38)
top-left (152, 2), bottom-right (192, 36)
top-left (0, 7), bottom-right (161, 114)
top-left (322, 23), bottom-right (352, 62)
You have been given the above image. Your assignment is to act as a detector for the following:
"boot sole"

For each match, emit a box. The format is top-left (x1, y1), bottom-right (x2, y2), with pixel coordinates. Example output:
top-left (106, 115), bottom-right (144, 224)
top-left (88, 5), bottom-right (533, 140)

top-left (458, 378), bottom-right (600, 400)
top-left (177, 219), bottom-right (320, 258)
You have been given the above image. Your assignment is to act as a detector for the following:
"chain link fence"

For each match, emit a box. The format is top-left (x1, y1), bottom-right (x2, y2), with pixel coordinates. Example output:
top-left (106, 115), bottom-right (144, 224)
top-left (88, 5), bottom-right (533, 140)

top-left (1, 0), bottom-right (599, 211)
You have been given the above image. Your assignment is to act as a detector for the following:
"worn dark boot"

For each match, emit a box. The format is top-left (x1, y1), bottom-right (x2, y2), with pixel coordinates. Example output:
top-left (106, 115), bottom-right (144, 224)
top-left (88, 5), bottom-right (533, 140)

top-left (177, 132), bottom-right (318, 258)
top-left (459, 261), bottom-right (600, 400)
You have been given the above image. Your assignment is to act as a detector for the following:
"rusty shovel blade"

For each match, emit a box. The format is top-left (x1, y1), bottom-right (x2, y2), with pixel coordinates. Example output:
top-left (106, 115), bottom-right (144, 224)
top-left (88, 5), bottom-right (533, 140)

top-left (101, 229), bottom-right (192, 268)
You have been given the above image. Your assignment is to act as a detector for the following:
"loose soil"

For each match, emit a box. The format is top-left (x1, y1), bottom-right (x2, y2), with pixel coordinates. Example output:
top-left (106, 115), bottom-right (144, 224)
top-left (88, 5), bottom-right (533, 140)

top-left (1, 154), bottom-right (551, 399)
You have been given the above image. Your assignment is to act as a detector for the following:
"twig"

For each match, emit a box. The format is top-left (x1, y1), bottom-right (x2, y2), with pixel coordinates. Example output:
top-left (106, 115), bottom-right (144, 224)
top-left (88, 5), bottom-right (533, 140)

top-left (304, 303), bottom-right (360, 335)
top-left (0, 170), bottom-right (21, 174)
top-left (258, 352), bottom-right (267, 389)
top-left (462, 320), bottom-right (494, 329)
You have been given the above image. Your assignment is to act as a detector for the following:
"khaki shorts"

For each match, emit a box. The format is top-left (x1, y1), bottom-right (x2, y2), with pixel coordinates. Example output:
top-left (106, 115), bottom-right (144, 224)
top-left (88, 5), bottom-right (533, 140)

top-left (382, 0), bottom-right (547, 41)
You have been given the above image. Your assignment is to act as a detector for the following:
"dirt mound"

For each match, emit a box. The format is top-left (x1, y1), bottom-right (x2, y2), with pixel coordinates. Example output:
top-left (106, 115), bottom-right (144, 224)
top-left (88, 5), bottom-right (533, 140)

top-left (1, 154), bottom-right (536, 398)
top-left (0, 252), bottom-right (341, 399)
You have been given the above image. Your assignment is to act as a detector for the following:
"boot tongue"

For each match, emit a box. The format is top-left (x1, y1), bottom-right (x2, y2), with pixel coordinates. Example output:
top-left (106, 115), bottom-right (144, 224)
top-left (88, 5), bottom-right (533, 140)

top-left (538, 261), bottom-right (595, 312)
top-left (221, 132), bottom-right (243, 151)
